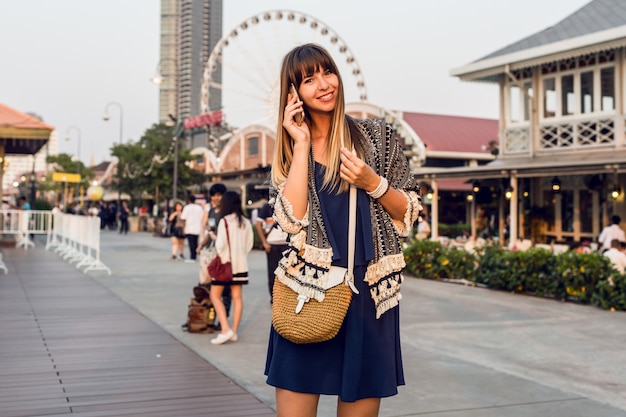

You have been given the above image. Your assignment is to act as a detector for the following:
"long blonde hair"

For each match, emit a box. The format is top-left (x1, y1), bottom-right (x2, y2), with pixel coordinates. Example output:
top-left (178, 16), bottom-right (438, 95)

top-left (271, 44), bottom-right (357, 193)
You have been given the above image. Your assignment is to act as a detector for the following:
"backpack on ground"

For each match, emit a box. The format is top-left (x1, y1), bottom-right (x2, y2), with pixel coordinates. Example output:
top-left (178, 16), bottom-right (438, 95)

top-left (186, 285), bottom-right (216, 333)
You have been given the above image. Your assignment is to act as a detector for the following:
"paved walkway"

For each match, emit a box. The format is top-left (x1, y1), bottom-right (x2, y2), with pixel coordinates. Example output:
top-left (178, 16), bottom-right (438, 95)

top-left (2, 230), bottom-right (626, 417)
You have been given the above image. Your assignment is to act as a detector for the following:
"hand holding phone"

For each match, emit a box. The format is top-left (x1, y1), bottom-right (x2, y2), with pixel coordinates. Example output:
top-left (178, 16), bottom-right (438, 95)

top-left (289, 83), bottom-right (305, 126)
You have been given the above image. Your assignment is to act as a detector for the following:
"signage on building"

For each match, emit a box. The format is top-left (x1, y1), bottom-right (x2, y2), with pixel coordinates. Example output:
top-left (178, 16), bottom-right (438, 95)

top-left (52, 172), bottom-right (81, 183)
top-left (183, 110), bottom-right (223, 130)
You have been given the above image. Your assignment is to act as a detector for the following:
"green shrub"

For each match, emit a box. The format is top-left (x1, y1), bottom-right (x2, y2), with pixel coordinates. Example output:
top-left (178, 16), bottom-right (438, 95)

top-left (591, 272), bottom-right (626, 311)
top-left (555, 252), bottom-right (614, 304)
top-left (473, 243), bottom-right (512, 290)
top-left (404, 240), bottom-right (625, 311)
top-left (403, 239), bottom-right (475, 280)
top-left (34, 199), bottom-right (52, 211)
top-left (441, 247), bottom-right (476, 279)
top-left (404, 239), bottom-right (444, 279)
top-left (515, 248), bottom-right (558, 297)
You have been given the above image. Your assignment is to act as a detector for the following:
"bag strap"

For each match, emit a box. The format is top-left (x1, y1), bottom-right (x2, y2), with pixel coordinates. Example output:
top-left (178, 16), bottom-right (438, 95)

top-left (346, 150), bottom-right (359, 294)
top-left (223, 218), bottom-right (231, 261)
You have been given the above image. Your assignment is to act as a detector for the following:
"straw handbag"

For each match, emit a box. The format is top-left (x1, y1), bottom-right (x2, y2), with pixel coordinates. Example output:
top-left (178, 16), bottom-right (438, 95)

top-left (272, 183), bottom-right (358, 344)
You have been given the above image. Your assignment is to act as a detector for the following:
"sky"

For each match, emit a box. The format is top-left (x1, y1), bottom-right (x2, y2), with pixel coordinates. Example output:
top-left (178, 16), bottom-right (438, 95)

top-left (0, 0), bottom-right (591, 166)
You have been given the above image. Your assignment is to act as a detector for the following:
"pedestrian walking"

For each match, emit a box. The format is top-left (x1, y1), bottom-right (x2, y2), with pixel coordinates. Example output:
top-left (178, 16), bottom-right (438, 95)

top-left (118, 201), bottom-right (130, 234)
top-left (180, 194), bottom-right (203, 263)
top-left (168, 202), bottom-right (186, 260)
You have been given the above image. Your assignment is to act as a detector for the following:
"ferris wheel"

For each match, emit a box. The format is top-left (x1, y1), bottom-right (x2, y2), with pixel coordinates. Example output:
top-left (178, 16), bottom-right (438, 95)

top-left (200, 10), bottom-right (368, 134)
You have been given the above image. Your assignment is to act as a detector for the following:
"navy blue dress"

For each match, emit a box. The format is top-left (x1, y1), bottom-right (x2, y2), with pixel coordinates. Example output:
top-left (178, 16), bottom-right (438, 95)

top-left (264, 163), bottom-right (404, 402)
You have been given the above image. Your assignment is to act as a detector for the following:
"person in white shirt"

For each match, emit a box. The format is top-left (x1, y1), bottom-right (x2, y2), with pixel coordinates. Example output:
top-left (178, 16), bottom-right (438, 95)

top-left (180, 194), bottom-right (204, 263)
top-left (598, 215), bottom-right (626, 251)
top-left (209, 191), bottom-right (253, 345)
top-left (416, 215), bottom-right (431, 240)
top-left (604, 239), bottom-right (626, 275)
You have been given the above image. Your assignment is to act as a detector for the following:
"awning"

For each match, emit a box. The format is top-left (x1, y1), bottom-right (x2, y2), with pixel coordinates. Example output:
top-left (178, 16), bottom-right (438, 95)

top-left (414, 151), bottom-right (626, 180)
top-left (425, 178), bottom-right (472, 191)
top-left (0, 103), bottom-right (53, 155)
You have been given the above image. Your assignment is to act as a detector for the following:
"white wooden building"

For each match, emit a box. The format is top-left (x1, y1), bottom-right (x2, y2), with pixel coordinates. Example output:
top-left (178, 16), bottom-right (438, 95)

top-left (416, 0), bottom-right (626, 246)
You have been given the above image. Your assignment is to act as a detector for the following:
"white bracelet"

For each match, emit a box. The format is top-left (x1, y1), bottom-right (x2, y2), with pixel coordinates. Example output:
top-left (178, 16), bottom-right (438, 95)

top-left (367, 176), bottom-right (389, 199)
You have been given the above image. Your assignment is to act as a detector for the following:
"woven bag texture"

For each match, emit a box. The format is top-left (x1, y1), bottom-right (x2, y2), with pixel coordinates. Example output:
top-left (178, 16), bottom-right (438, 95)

top-left (272, 280), bottom-right (352, 344)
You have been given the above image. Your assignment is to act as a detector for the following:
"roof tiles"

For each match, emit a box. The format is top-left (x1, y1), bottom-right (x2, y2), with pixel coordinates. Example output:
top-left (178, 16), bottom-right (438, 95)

top-left (481, 0), bottom-right (626, 60)
top-left (402, 112), bottom-right (498, 153)
top-left (0, 103), bottom-right (53, 130)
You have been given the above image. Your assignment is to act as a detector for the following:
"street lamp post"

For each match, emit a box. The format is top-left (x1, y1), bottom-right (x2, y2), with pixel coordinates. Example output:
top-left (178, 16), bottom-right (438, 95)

top-left (173, 135), bottom-right (178, 203)
top-left (103, 102), bottom-right (124, 219)
top-left (65, 125), bottom-right (82, 204)
top-left (102, 101), bottom-right (124, 144)
top-left (169, 115), bottom-right (181, 204)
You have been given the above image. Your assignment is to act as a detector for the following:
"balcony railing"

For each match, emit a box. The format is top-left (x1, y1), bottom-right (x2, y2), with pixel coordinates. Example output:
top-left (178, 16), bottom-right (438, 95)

top-left (502, 113), bottom-right (621, 156)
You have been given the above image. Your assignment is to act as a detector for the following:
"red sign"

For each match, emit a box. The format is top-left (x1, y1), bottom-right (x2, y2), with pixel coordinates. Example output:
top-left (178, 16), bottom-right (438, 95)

top-left (183, 110), bottom-right (223, 130)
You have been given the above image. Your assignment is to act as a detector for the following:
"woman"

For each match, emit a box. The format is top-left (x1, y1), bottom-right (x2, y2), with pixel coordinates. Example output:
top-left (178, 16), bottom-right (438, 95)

top-left (209, 191), bottom-right (253, 345)
top-left (264, 44), bottom-right (422, 416)
top-left (168, 202), bottom-right (185, 260)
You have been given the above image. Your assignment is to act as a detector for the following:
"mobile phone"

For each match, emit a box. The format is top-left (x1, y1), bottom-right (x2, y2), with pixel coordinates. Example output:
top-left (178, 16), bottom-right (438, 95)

top-left (289, 83), bottom-right (305, 126)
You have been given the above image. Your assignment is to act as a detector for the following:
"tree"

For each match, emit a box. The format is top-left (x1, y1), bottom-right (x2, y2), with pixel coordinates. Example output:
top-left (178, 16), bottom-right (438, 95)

top-left (110, 123), bottom-right (203, 207)
top-left (44, 153), bottom-right (95, 197)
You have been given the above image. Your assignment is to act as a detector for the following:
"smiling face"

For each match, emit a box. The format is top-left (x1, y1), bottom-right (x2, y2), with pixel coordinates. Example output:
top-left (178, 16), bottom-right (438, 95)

top-left (281, 44), bottom-right (345, 122)
top-left (298, 67), bottom-right (339, 115)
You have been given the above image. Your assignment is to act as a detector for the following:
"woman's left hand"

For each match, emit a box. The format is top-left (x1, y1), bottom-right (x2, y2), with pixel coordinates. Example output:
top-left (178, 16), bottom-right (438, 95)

top-left (339, 147), bottom-right (379, 193)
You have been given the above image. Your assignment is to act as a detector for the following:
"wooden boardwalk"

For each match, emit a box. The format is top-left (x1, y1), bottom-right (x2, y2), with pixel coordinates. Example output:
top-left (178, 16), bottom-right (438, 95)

top-left (0, 245), bottom-right (275, 417)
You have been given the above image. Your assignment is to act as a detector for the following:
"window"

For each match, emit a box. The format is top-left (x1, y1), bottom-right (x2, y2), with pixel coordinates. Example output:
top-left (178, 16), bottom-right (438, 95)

top-left (543, 190), bottom-right (556, 232)
top-left (580, 71), bottom-right (594, 114)
top-left (538, 51), bottom-right (616, 119)
top-left (523, 82), bottom-right (533, 121)
top-left (509, 85), bottom-right (521, 122)
top-left (543, 78), bottom-right (556, 118)
top-left (248, 136), bottom-right (259, 157)
top-left (508, 81), bottom-right (532, 123)
top-left (561, 190), bottom-right (574, 233)
top-left (579, 190), bottom-right (593, 233)
top-left (601, 67), bottom-right (615, 111)
top-left (561, 75), bottom-right (575, 115)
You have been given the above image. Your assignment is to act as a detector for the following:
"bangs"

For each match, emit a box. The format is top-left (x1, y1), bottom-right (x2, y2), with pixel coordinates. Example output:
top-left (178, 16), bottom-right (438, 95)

top-left (289, 45), bottom-right (338, 86)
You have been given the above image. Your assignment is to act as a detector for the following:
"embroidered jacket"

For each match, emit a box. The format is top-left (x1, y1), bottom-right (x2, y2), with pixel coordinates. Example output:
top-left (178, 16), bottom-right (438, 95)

top-left (271, 118), bottom-right (422, 318)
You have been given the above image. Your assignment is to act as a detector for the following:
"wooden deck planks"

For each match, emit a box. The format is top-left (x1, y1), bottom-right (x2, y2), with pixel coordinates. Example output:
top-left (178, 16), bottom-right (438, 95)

top-left (0, 247), bottom-right (274, 417)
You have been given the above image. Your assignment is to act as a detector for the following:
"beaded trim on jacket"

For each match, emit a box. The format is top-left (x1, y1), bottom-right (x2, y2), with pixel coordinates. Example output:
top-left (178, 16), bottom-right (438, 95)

top-left (271, 118), bottom-right (422, 318)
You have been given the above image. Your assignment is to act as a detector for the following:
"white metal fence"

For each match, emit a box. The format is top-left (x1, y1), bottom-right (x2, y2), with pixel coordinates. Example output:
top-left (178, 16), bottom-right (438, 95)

top-left (0, 209), bottom-right (110, 275)
top-left (0, 209), bottom-right (52, 249)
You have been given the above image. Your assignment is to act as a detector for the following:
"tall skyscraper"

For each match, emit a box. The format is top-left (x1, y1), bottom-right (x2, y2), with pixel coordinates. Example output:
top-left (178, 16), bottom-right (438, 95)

top-left (158, 0), bottom-right (222, 147)
top-left (157, 0), bottom-right (179, 124)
